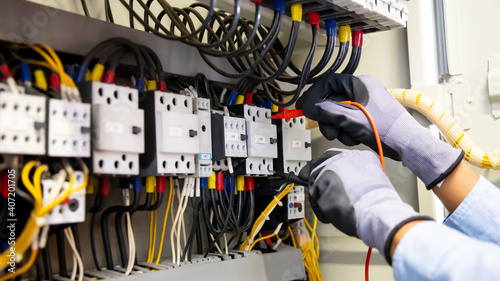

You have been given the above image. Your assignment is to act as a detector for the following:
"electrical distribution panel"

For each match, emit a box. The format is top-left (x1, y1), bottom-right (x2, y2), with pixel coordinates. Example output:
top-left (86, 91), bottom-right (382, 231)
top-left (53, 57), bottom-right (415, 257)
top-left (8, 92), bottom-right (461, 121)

top-left (211, 113), bottom-right (247, 161)
top-left (79, 82), bottom-right (144, 175)
top-left (274, 117), bottom-right (312, 175)
top-left (47, 99), bottom-right (91, 157)
top-left (194, 97), bottom-right (213, 177)
top-left (260, 0), bottom-right (408, 33)
top-left (229, 105), bottom-right (278, 176)
top-left (287, 185), bottom-right (305, 220)
top-left (41, 171), bottom-right (86, 225)
top-left (140, 91), bottom-right (200, 176)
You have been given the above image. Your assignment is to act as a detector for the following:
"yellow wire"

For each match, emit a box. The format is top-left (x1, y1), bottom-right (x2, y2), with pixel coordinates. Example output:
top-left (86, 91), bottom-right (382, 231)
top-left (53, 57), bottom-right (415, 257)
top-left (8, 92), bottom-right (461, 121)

top-left (248, 233), bottom-right (277, 251)
top-left (289, 227), bottom-right (297, 248)
top-left (155, 178), bottom-right (174, 265)
top-left (0, 249), bottom-right (38, 281)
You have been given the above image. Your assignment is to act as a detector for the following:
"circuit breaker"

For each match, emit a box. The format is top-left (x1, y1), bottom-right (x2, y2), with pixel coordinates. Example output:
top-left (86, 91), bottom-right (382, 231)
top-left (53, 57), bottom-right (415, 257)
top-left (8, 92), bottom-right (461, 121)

top-left (274, 116), bottom-right (312, 175)
top-left (287, 185), bottom-right (305, 220)
top-left (211, 113), bottom-right (247, 161)
top-left (41, 171), bottom-right (86, 225)
top-left (140, 91), bottom-right (200, 176)
top-left (0, 88), bottom-right (46, 155)
top-left (47, 99), bottom-right (91, 157)
top-left (194, 97), bottom-right (212, 177)
top-left (79, 82), bottom-right (144, 175)
top-left (229, 105), bottom-right (277, 176)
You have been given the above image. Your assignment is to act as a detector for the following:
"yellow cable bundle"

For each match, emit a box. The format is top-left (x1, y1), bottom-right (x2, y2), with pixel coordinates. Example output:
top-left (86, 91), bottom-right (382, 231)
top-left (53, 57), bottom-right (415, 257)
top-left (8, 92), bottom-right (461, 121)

top-left (291, 217), bottom-right (322, 281)
top-left (390, 89), bottom-right (500, 169)
top-left (240, 184), bottom-right (294, 250)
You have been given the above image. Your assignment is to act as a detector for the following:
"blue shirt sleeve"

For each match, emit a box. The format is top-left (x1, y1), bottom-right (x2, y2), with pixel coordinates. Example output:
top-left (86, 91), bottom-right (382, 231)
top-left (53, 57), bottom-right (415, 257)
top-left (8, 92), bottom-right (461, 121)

top-left (392, 221), bottom-right (500, 281)
top-left (443, 176), bottom-right (500, 245)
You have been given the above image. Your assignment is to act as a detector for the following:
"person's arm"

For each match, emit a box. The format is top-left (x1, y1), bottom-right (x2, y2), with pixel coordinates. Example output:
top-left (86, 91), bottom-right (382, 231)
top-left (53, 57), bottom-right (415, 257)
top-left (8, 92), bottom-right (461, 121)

top-left (390, 221), bottom-right (500, 281)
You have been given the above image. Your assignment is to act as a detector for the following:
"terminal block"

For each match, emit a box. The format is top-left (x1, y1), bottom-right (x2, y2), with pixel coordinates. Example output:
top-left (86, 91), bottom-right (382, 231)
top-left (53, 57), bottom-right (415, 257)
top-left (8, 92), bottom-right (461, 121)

top-left (287, 185), bottom-right (305, 220)
top-left (211, 112), bottom-right (247, 162)
top-left (0, 89), bottom-right (46, 155)
top-left (79, 82), bottom-right (144, 175)
top-left (140, 91), bottom-right (200, 176)
top-left (194, 97), bottom-right (212, 177)
top-left (47, 99), bottom-right (91, 157)
top-left (42, 171), bottom-right (86, 225)
top-left (273, 116), bottom-right (312, 175)
top-left (229, 105), bottom-right (277, 176)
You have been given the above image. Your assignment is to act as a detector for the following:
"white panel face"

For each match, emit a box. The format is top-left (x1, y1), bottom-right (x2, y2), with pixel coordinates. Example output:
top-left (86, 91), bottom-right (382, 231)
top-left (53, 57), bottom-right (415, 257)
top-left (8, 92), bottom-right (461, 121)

top-left (247, 122), bottom-right (277, 158)
top-left (85, 82), bottom-right (144, 176)
top-left (223, 116), bottom-right (247, 158)
top-left (152, 92), bottom-right (200, 175)
top-left (282, 117), bottom-right (312, 175)
top-left (42, 171), bottom-right (86, 225)
top-left (288, 185), bottom-right (305, 220)
top-left (47, 99), bottom-right (91, 157)
top-left (0, 92), bottom-right (46, 155)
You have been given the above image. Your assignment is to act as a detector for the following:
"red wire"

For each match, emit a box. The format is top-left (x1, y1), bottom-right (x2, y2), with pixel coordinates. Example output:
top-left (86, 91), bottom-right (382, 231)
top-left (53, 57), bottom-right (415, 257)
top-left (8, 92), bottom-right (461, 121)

top-left (341, 101), bottom-right (385, 281)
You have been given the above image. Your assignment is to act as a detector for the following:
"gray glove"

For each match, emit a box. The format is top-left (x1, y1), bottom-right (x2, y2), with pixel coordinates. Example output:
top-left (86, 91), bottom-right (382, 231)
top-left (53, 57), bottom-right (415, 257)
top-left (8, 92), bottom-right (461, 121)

top-left (299, 148), bottom-right (432, 263)
top-left (296, 74), bottom-right (464, 189)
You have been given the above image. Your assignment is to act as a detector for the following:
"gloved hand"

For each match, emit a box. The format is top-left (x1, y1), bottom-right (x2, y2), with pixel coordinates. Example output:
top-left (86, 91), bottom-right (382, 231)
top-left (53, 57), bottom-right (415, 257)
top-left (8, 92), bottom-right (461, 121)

top-left (299, 148), bottom-right (432, 263)
top-left (296, 74), bottom-right (464, 189)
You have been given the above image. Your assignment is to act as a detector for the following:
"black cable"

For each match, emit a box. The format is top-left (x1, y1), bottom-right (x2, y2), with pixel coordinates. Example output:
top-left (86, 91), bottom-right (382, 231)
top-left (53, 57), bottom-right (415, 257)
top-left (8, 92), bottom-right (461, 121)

top-left (114, 191), bottom-right (141, 268)
top-left (56, 230), bottom-right (68, 277)
top-left (35, 251), bottom-right (43, 281)
top-left (105, 0), bottom-right (114, 23)
top-left (80, 0), bottom-right (90, 17)
top-left (348, 46), bottom-right (362, 74)
top-left (307, 41), bottom-right (349, 84)
top-left (42, 247), bottom-right (53, 281)
top-left (129, 0), bottom-right (134, 28)
top-left (341, 46), bottom-right (360, 74)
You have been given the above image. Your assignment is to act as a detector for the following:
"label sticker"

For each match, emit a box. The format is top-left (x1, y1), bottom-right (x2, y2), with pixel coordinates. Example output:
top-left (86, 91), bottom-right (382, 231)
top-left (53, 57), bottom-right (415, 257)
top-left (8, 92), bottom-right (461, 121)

top-left (291, 140), bottom-right (301, 148)
top-left (254, 135), bottom-right (265, 144)
top-left (226, 132), bottom-right (238, 142)
top-left (168, 127), bottom-right (183, 137)
top-left (199, 153), bottom-right (212, 160)
top-left (1, 115), bottom-right (27, 131)
top-left (104, 121), bottom-right (124, 134)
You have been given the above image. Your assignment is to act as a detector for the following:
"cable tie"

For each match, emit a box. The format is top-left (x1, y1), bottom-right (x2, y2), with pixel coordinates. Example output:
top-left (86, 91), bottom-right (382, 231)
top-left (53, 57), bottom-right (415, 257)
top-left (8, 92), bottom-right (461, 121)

top-left (273, 239), bottom-right (282, 250)
top-left (261, 212), bottom-right (270, 221)
top-left (273, 196), bottom-right (283, 207)
top-left (31, 212), bottom-right (46, 227)
top-left (274, 223), bottom-right (283, 235)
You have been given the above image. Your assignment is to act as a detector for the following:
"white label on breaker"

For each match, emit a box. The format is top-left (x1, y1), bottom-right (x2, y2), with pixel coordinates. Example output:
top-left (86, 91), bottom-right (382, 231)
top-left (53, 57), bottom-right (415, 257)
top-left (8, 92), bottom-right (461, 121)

top-left (168, 127), bottom-right (183, 137)
top-left (292, 140), bottom-right (301, 148)
top-left (226, 132), bottom-right (238, 142)
top-left (2, 115), bottom-right (27, 131)
top-left (104, 121), bottom-right (124, 134)
top-left (199, 153), bottom-right (212, 160)
top-left (254, 135), bottom-right (265, 144)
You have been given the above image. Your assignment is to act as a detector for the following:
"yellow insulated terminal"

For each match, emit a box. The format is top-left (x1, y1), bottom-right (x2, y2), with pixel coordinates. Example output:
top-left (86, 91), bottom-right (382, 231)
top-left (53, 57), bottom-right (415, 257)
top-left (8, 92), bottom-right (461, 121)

top-left (236, 176), bottom-right (245, 192)
top-left (147, 80), bottom-right (157, 90)
top-left (339, 25), bottom-right (351, 43)
top-left (34, 69), bottom-right (47, 91)
top-left (91, 64), bottom-right (104, 82)
top-left (146, 176), bottom-right (156, 193)
top-left (208, 171), bottom-right (216, 189)
top-left (235, 94), bottom-right (245, 105)
top-left (291, 4), bottom-right (302, 22)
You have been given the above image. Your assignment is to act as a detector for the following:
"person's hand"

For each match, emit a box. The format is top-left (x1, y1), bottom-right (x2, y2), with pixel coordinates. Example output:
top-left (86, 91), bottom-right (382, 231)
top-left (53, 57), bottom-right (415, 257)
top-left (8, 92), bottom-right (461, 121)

top-left (296, 74), bottom-right (464, 189)
top-left (299, 148), bottom-right (432, 263)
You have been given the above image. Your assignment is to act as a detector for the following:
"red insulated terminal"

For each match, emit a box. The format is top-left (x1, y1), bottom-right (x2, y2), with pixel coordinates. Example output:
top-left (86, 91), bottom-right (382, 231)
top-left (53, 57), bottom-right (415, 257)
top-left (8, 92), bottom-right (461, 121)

top-left (159, 81), bottom-right (167, 92)
top-left (308, 13), bottom-right (320, 29)
top-left (0, 65), bottom-right (11, 77)
top-left (253, 0), bottom-right (261, 3)
top-left (245, 177), bottom-right (254, 191)
top-left (294, 202), bottom-right (301, 208)
top-left (49, 73), bottom-right (60, 91)
top-left (262, 231), bottom-right (272, 246)
top-left (1, 174), bottom-right (8, 199)
top-left (271, 109), bottom-right (303, 121)
top-left (156, 176), bottom-right (166, 193)
top-left (99, 177), bottom-right (110, 196)
top-left (352, 30), bottom-right (364, 47)
top-left (244, 93), bottom-right (253, 105)
top-left (216, 173), bottom-right (224, 191)
top-left (104, 71), bottom-right (115, 84)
